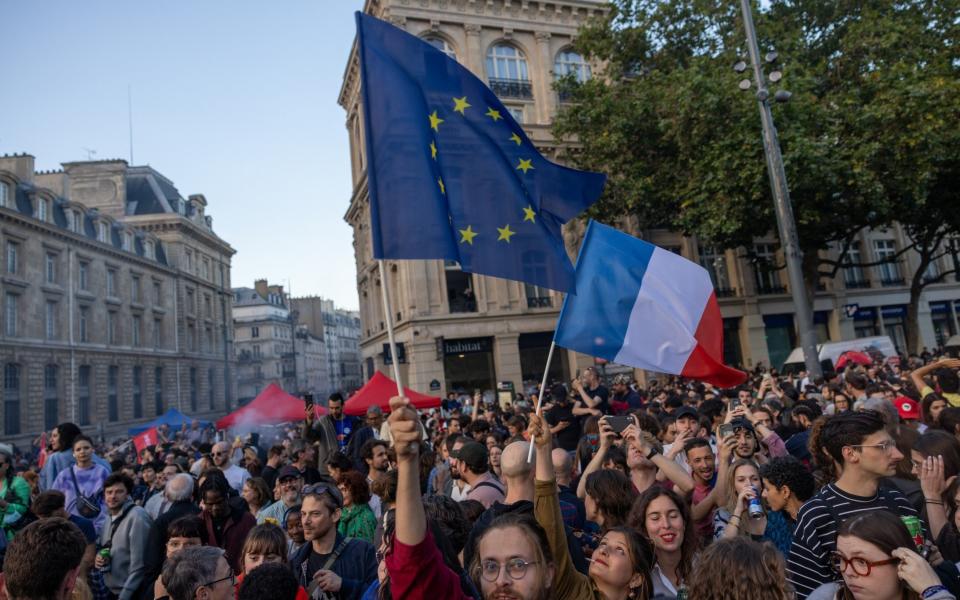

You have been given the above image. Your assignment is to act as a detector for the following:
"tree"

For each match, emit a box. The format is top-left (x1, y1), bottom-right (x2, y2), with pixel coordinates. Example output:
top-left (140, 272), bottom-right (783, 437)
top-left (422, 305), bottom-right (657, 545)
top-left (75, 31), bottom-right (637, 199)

top-left (554, 0), bottom-right (959, 349)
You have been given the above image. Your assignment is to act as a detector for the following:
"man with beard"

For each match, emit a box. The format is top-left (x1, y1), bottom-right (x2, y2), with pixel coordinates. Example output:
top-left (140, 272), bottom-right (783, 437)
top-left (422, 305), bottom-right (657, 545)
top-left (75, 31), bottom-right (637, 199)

top-left (544, 384), bottom-right (580, 453)
top-left (199, 476), bottom-right (255, 573)
top-left (362, 439), bottom-right (389, 518)
top-left (210, 441), bottom-right (250, 493)
top-left (687, 436), bottom-right (736, 543)
top-left (444, 437), bottom-right (471, 501)
top-left (290, 483), bottom-right (376, 600)
top-left (787, 410), bottom-right (916, 599)
top-left (571, 367), bottom-right (610, 425)
top-left (289, 440), bottom-right (322, 485)
top-left (385, 395), bottom-right (554, 600)
top-left (304, 393), bottom-right (355, 476)
top-left (257, 465), bottom-right (303, 524)
top-left (95, 473), bottom-right (154, 600)
top-left (346, 406), bottom-right (385, 471)
top-left (610, 374), bottom-right (643, 413)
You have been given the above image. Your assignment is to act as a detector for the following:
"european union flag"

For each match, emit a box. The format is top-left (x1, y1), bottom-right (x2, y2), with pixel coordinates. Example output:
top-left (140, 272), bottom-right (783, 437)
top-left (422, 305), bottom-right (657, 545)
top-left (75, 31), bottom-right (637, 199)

top-left (356, 12), bottom-right (605, 293)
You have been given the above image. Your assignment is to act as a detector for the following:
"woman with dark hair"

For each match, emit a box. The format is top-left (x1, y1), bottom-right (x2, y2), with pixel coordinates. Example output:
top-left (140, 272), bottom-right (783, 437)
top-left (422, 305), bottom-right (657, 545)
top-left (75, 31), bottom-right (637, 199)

top-left (629, 487), bottom-right (698, 600)
top-left (923, 394), bottom-right (950, 431)
top-left (39, 422), bottom-right (103, 490)
top-left (940, 408), bottom-right (960, 442)
top-left (584, 470), bottom-right (634, 530)
top-left (0, 443), bottom-right (29, 540)
top-left (337, 470), bottom-right (377, 543)
top-left (915, 431), bottom-right (960, 562)
top-left (50, 434), bottom-right (110, 534)
top-left (687, 537), bottom-right (791, 600)
top-left (807, 511), bottom-right (954, 600)
top-left (241, 477), bottom-right (272, 517)
top-left (528, 412), bottom-right (653, 600)
top-left (237, 522), bottom-right (309, 600)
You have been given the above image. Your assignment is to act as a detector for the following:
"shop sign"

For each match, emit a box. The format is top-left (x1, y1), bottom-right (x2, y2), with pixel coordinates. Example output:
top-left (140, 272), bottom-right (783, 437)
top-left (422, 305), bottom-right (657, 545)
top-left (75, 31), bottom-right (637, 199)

top-left (444, 337), bottom-right (492, 355)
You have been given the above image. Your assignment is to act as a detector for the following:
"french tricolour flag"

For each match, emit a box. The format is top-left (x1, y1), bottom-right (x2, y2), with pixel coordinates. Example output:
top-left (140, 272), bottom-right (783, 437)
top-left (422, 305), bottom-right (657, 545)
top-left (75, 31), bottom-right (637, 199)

top-left (555, 221), bottom-right (747, 388)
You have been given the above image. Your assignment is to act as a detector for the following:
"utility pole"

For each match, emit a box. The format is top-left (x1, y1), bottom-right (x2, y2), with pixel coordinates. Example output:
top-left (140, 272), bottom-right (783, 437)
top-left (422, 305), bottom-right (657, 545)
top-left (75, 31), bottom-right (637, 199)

top-left (739, 0), bottom-right (822, 378)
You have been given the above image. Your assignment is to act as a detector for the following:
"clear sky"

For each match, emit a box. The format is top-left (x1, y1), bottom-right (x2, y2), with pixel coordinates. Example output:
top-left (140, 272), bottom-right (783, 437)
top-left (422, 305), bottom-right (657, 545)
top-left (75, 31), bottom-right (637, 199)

top-left (1, 1), bottom-right (363, 309)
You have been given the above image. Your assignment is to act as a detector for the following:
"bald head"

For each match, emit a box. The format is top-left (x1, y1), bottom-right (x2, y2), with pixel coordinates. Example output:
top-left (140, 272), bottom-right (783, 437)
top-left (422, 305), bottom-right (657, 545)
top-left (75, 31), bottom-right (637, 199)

top-left (211, 442), bottom-right (231, 468)
top-left (551, 448), bottom-right (573, 485)
top-left (500, 441), bottom-right (534, 479)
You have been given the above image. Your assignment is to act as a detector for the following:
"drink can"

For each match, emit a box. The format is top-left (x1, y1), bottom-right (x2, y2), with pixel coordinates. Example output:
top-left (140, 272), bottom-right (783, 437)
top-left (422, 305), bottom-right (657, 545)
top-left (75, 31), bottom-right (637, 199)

top-left (98, 548), bottom-right (111, 573)
top-left (901, 515), bottom-right (923, 552)
top-left (748, 487), bottom-right (764, 519)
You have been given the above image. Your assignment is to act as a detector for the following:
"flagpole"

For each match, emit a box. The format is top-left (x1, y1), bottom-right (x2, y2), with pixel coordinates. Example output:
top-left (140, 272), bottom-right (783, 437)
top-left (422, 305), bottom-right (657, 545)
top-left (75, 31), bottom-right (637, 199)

top-left (527, 340), bottom-right (556, 463)
top-left (377, 259), bottom-right (405, 396)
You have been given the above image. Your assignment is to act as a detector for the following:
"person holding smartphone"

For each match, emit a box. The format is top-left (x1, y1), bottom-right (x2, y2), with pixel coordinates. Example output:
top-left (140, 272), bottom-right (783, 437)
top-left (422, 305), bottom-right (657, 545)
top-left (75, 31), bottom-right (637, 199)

top-left (544, 384), bottom-right (581, 453)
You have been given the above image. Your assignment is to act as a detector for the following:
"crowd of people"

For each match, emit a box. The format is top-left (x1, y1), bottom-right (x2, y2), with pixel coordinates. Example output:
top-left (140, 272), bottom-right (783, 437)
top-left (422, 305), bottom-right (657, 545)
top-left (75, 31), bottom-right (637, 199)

top-left (2, 353), bottom-right (960, 600)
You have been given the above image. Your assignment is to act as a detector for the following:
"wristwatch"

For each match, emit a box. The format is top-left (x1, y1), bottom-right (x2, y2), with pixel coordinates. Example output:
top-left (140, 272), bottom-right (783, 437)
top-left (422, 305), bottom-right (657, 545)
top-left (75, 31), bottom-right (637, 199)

top-left (646, 447), bottom-right (660, 460)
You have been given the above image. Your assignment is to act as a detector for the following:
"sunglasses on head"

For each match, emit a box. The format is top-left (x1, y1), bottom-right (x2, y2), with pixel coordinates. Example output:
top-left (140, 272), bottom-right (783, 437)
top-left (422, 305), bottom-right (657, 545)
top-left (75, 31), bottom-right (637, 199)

top-left (302, 483), bottom-right (343, 508)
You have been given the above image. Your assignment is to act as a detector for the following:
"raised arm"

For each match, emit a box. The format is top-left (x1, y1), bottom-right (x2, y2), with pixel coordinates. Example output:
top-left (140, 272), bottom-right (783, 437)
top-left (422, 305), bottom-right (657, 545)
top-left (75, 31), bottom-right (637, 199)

top-left (390, 396), bottom-right (426, 545)
top-left (576, 417), bottom-right (616, 499)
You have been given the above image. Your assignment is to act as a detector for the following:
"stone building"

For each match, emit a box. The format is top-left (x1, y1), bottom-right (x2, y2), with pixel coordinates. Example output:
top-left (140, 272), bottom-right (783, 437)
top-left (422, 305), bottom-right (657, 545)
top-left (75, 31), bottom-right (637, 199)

top-left (290, 296), bottom-right (362, 397)
top-left (233, 280), bottom-right (296, 404)
top-left (0, 153), bottom-right (236, 446)
top-left (340, 0), bottom-right (960, 395)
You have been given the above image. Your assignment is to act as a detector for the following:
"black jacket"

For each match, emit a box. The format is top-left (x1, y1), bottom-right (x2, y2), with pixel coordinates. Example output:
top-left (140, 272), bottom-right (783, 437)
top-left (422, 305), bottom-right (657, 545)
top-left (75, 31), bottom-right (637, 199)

top-left (290, 533), bottom-right (377, 600)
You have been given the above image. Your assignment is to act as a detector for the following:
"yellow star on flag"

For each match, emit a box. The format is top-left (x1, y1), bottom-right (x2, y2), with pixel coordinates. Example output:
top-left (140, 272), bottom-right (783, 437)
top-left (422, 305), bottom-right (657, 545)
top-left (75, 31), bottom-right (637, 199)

top-left (452, 96), bottom-right (471, 115)
top-left (516, 158), bottom-right (534, 174)
top-left (429, 110), bottom-right (444, 131)
top-left (510, 132), bottom-right (523, 145)
top-left (522, 205), bottom-right (536, 223)
top-left (430, 141), bottom-right (437, 160)
top-left (497, 224), bottom-right (516, 242)
top-left (438, 177), bottom-right (446, 194)
top-left (485, 107), bottom-right (502, 122)
top-left (459, 225), bottom-right (478, 245)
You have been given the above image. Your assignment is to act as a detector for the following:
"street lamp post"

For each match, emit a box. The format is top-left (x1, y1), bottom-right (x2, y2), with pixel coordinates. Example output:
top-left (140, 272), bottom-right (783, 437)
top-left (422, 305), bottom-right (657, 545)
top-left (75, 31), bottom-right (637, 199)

top-left (738, 0), bottom-right (822, 378)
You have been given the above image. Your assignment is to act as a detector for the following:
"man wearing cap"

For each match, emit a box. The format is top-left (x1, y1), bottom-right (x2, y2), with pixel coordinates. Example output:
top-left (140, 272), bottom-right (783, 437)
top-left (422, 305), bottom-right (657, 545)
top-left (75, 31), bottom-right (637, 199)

top-left (896, 396), bottom-right (922, 430)
top-left (258, 465), bottom-right (304, 525)
top-left (663, 406), bottom-right (702, 472)
top-left (611, 374), bottom-right (643, 413)
top-left (456, 442), bottom-right (505, 509)
top-left (290, 483), bottom-right (376, 600)
top-left (289, 440), bottom-right (322, 485)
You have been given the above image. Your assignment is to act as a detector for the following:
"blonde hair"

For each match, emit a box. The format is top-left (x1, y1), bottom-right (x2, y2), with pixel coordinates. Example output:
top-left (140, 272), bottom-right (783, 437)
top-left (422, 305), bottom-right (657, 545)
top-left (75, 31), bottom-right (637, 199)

top-left (723, 459), bottom-right (762, 516)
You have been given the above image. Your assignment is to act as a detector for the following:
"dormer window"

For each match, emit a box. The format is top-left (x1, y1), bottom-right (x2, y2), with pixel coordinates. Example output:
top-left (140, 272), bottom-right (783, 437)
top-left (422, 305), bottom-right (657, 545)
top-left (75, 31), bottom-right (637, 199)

top-left (98, 222), bottom-right (109, 243)
top-left (0, 182), bottom-right (8, 208)
top-left (122, 232), bottom-right (132, 251)
top-left (73, 210), bottom-right (83, 233)
top-left (145, 240), bottom-right (155, 260)
top-left (37, 198), bottom-right (49, 222)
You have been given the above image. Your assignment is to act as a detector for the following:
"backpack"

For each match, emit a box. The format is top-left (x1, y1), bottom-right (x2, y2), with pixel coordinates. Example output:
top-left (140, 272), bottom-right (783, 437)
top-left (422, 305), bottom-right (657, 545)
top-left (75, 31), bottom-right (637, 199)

top-left (69, 466), bottom-right (102, 520)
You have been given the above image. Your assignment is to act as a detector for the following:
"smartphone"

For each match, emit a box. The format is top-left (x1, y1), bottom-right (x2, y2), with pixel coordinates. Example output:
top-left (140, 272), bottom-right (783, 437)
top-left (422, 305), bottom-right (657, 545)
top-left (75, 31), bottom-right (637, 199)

top-left (719, 423), bottom-right (735, 439)
top-left (730, 396), bottom-right (742, 410)
top-left (303, 393), bottom-right (314, 411)
top-left (604, 415), bottom-right (633, 434)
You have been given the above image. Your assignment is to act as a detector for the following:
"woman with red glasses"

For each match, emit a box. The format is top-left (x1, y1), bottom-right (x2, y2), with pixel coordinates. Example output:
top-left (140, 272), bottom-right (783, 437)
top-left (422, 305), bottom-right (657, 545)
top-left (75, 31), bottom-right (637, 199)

top-left (808, 511), bottom-right (953, 600)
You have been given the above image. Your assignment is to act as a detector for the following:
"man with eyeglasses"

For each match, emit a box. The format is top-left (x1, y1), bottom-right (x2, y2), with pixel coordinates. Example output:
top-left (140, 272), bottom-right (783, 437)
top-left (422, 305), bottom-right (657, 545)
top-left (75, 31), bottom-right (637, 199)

top-left (161, 546), bottom-right (235, 600)
top-left (787, 410), bottom-right (919, 599)
top-left (210, 441), bottom-right (250, 493)
top-left (289, 482), bottom-right (376, 599)
top-left (257, 465), bottom-right (303, 524)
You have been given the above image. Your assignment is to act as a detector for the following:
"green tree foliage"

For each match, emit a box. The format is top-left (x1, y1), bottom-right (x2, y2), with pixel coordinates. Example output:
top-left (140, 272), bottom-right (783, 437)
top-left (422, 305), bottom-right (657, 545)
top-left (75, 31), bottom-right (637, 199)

top-left (554, 0), bottom-right (959, 352)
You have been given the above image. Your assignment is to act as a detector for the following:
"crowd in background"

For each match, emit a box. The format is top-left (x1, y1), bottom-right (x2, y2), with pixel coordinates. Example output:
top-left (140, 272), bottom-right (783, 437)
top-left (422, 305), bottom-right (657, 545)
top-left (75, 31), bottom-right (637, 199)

top-left (2, 349), bottom-right (960, 599)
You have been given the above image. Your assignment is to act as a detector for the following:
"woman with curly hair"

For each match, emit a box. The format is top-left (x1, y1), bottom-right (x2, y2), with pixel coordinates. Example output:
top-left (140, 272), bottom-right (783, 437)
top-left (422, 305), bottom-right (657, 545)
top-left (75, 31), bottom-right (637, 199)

top-left (629, 487), bottom-right (698, 599)
top-left (687, 537), bottom-right (791, 600)
top-left (337, 470), bottom-right (377, 543)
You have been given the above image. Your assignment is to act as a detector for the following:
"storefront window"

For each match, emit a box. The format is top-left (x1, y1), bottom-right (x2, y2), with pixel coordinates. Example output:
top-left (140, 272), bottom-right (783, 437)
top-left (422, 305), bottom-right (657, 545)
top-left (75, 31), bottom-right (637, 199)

top-left (763, 314), bottom-right (796, 370)
top-left (443, 337), bottom-right (495, 395)
top-left (519, 332), bottom-right (566, 389)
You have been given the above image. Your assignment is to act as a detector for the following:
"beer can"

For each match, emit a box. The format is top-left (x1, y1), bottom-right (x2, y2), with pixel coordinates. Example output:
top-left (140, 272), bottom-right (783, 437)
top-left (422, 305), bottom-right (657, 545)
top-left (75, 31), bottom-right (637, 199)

top-left (901, 515), bottom-right (923, 552)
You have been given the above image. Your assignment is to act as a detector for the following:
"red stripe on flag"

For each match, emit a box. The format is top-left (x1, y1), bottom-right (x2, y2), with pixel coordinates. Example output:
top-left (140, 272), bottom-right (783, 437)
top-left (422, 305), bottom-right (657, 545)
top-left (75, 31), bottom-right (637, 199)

top-left (680, 292), bottom-right (747, 387)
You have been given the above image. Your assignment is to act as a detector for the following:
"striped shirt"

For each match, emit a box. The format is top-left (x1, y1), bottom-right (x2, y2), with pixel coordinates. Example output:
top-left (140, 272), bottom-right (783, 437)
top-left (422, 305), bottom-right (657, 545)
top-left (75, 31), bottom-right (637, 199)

top-left (786, 483), bottom-right (918, 599)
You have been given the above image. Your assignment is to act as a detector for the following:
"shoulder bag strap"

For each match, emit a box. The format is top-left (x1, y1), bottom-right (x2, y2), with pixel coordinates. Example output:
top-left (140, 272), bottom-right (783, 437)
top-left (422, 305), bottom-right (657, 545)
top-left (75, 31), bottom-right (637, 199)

top-left (321, 537), bottom-right (352, 571)
top-left (68, 466), bottom-right (83, 498)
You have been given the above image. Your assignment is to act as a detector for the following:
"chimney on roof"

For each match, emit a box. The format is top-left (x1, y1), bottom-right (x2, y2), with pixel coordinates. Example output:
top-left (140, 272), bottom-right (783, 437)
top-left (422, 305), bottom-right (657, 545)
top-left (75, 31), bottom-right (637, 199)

top-left (0, 154), bottom-right (35, 183)
top-left (254, 279), bottom-right (269, 298)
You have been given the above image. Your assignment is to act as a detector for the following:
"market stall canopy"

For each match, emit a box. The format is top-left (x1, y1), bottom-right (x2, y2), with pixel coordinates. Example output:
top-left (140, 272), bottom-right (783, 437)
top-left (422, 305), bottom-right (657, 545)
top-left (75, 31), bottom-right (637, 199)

top-left (344, 371), bottom-right (442, 416)
top-left (216, 383), bottom-right (325, 429)
top-left (128, 408), bottom-right (209, 436)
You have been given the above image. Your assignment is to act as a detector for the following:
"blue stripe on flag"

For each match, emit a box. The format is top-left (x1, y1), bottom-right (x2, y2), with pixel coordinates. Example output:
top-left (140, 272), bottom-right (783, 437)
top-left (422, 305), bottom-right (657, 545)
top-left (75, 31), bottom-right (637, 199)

top-left (554, 221), bottom-right (655, 361)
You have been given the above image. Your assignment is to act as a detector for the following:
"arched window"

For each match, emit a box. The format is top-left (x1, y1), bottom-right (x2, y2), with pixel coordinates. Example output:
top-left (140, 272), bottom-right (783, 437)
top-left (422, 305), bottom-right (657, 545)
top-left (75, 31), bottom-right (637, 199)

top-left (486, 44), bottom-right (529, 81)
top-left (424, 36), bottom-right (455, 59)
top-left (554, 49), bottom-right (591, 82)
top-left (4, 363), bottom-right (20, 435)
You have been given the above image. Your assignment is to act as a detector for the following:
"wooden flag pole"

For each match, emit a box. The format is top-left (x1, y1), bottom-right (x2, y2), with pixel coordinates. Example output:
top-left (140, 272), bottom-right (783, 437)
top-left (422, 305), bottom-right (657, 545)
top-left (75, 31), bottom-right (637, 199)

top-left (377, 260), bottom-right (405, 396)
top-left (527, 340), bottom-right (556, 463)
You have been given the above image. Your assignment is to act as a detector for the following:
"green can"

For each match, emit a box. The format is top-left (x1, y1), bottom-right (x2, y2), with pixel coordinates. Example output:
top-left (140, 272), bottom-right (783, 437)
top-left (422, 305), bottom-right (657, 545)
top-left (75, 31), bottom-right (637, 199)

top-left (901, 515), bottom-right (923, 552)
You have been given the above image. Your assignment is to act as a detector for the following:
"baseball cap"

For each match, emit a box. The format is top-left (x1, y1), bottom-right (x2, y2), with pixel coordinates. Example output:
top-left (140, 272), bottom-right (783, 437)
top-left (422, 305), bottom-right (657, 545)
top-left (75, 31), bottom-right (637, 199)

top-left (613, 374), bottom-right (632, 386)
top-left (895, 396), bottom-right (921, 421)
top-left (674, 406), bottom-right (699, 421)
top-left (278, 465), bottom-right (301, 481)
top-left (454, 442), bottom-right (489, 472)
top-left (730, 417), bottom-right (756, 435)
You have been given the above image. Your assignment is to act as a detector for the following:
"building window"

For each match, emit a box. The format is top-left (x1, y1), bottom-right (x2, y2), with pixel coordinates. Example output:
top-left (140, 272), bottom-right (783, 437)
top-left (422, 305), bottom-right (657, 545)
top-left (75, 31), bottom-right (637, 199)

top-left (131, 275), bottom-right (141, 303)
top-left (4, 293), bottom-right (17, 337)
top-left (205, 326), bottom-right (213, 353)
top-left (202, 257), bottom-right (210, 280)
top-left (251, 326), bottom-right (259, 338)
top-left (0, 182), bottom-right (8, 208)
top-left (44, 364), bottom-right (58, 430)
top-left (38, 197), bottom-right (49, 222)
top-left (208, 368), bottom-right (215, 409)
top-left (122, 232), bottom-right (132, 251)
top-left (153, 281), bottom-right (162, 305)
top-left (525, 283), bottom-right (552, 308)
top-left (186, 289), bottom-right (195, 314)
top-left (132, 366), bottom-right (143, 419)
top-left (154, 367), bottom-right (164, 415)
top-left (699, 245), bottom-right (733, 295)
top-left (486, 44), bottom-right (533, 99)
top-left (753, 243), bottom-right (784, 294)
top-left (204, 295), bottom-right (212, 317)
top-left (78, 261), bottom-right (89, 291)
top-left (107, 311), bottom-right (117, 345)
top-left (185, 250), bottom-right (193, 272)
top-left (506, 105), bottom-right (524, 123)
top-left (45, 253), bottom-right (57, 284)
top-left (78, 365), bottom-right (91, 426)
top-left (252, 344), bottom-right (261, 358)
top-left (6, 241), bottom-right (18, 275)
top-left (554, 49), bottom-right (591, 83)
top-left (79, 307), bottom-right (89, 343)
top-left (45, 301), bottom-right (58, 340)
top-left (187, 323), bottom-right (195, 351)
top-left (425, 36), bottom-right (456, 58)
top-left (153, 317), bottom-right (162, 349)
top-left (72, 210), bottom-right (83, 233)
top-left (842, 242), bottom-right (869, 288)
top-left (144, 240), bottom-right (154, 259)
top-left (108, 365), bottom-right (119, 421)
top-left (189, 367), bottom-right (198, 412)
top-left (3, 363), bottom-right (20, 435)
top-left (873, 239), bottom-right (903, 285)
top-left (107, 268), bottom-right (117, 296)
top-left (132, 315), bottom-right (141, 346)
top-left (98, 222), bottom-right (109, 243)
top-left (444, 262), bottom-right (477, 313)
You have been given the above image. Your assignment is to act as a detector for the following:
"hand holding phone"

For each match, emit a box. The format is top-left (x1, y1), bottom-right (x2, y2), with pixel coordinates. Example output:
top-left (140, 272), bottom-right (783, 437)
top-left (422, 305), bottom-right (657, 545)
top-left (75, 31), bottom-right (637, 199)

top-left (603, 415), bottom-right (633, 434)
top-left (719, 423), bottom-right (735, 439)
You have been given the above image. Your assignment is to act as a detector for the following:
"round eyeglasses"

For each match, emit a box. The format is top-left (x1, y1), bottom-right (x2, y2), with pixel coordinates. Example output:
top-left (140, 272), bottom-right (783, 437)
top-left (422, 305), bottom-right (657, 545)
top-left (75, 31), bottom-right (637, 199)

top-left (479, 558), bottom-right (539, 582)
top-left (831, 552), bottom-right (898, 577)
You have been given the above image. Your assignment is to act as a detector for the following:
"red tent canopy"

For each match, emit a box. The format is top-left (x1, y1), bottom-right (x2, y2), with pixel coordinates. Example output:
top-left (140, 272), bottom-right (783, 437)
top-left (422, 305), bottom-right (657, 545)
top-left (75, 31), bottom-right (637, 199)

top-left (216, 383), bottom-right (325, 429)
top-left (344, 371), bottom-right (441, 416)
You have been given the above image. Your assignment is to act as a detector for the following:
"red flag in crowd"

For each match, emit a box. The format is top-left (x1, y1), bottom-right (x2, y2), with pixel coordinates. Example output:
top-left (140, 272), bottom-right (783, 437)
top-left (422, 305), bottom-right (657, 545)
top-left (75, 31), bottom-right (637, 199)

top-left (133, 427), bottom-right (158, 463)
top-left (37, 431), bottom-right (48, 469)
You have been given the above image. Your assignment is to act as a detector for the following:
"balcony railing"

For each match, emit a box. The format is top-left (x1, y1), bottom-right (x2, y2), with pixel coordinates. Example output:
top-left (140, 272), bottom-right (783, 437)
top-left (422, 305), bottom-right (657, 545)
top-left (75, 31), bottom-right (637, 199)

top-left (716, 287), bottom-right (738, 298)
top-left (489, 78), bottom-right (534, 100)
top-left (527, 296), bottom-right (553, 308)
top-left (449, 298), bottom-right (477, 313)
top-left (844, 279), bottom-right (872, 289)
top-left (880, 277), bottom-right (905, 287)
top-left (757, 284), bottom-right (787, 295)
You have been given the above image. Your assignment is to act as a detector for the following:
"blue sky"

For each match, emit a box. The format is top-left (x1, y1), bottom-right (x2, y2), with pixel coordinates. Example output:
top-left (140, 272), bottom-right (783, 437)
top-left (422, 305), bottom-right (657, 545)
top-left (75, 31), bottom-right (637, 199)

top-left (1, 1), bottom-right (363, 309)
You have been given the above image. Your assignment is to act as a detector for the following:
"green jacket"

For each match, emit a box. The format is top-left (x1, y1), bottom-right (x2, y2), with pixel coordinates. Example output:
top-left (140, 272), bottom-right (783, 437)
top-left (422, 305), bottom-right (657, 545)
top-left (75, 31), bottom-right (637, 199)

top-left (1, 475), bottom-right (31, 538)
top-left (337, 502), bottom-right (377, 544)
